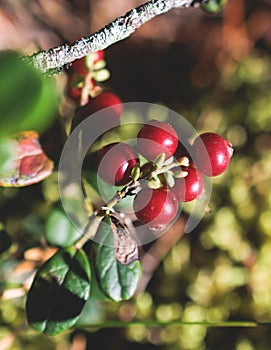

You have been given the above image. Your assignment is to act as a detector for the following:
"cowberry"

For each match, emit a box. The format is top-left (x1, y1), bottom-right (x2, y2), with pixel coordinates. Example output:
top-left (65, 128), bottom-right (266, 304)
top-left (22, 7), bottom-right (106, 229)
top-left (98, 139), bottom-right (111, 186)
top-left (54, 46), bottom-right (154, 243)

top-left (85, 91), bottom-right (123, 119)
top-left (133, 188), bottom-right (178, 230)
top-left (193, 132), bottom-right (233, 176)
top-left (70, 51), bottom-right (104, 75)
top-left (70, 57), bottom-right (88, 76)
top-left (137, 120), bottom-right (178, 161)
top-left (97, 142), bottom-right (138, 186)
top-left (71, 91), bottom-right (123, 130)
top-left (172, 167), bottom-right (204, 202)
top-left (66, 72), bottom-right (96, 103)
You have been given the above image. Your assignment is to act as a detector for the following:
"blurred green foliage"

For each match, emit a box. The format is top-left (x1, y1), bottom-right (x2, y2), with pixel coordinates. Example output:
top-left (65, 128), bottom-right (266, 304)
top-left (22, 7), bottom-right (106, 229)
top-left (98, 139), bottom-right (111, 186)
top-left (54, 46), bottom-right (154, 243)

top-left (1, 4), bottom-right (271, 349)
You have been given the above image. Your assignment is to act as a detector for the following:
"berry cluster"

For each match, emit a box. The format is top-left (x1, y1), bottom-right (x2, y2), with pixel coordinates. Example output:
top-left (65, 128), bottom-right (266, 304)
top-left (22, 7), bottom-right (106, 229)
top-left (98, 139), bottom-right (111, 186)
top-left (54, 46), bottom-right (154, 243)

top-left (66, 50), bottom-right (108, 105)
top-left (97, 119), bottom-right (233, 231)
top-left (65, 50), bottom-right (123, 129)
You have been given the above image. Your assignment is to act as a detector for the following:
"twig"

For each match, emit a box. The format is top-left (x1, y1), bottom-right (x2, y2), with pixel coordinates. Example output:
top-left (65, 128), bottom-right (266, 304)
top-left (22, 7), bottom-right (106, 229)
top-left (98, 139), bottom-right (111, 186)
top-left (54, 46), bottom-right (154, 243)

top-left (25, 0), bottom-right (202, 74)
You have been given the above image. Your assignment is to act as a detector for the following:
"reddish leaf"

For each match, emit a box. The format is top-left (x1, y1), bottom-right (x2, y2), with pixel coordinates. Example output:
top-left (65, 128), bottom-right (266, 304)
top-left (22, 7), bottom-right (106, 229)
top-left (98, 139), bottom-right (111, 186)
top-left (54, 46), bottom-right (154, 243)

top-left (0, 131), bottom-right (54, 187)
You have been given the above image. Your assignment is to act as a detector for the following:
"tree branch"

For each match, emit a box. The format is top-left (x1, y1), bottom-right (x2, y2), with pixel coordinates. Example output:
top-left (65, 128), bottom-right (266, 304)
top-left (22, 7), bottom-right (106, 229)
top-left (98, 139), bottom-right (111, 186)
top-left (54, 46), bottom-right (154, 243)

top-left (25, 0), bottom-right (202, 75)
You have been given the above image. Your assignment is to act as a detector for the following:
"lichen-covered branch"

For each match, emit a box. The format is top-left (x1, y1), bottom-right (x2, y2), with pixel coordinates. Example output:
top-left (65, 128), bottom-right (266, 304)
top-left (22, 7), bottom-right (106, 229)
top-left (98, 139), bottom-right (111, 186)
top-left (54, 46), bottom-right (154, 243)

top-left (26, 0), bottom-right (201, 75)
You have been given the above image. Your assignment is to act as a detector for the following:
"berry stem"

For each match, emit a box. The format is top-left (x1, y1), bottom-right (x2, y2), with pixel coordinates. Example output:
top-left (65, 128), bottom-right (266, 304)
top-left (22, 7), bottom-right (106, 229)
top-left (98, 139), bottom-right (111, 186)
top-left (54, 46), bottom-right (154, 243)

top-left (24, 0), bottom-right (200, 75)
top-left (75, 179), bottom-right (138, 248)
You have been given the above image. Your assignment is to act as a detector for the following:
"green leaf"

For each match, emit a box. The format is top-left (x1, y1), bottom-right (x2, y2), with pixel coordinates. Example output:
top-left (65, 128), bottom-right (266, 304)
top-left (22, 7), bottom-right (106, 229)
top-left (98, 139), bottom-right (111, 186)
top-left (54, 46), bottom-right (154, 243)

top-left (26, 247), bottom-right (91, 335)
top-left (201, 0), bottom-right (227, 14)
top-left (0, 52), bottom-right (58, 136)
top-left (0, 138), bottom-right (17, 177)
top-left (45, 209), bottom-right (83, 247)
top-left (93, 217), bottom-right (141, 302)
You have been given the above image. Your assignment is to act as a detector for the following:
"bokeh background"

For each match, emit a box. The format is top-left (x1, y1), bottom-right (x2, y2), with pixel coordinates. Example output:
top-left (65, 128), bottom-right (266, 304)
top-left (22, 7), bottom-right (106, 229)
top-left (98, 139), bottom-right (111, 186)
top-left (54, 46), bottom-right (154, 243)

top-left (0, 0), bottom-right (271, 349)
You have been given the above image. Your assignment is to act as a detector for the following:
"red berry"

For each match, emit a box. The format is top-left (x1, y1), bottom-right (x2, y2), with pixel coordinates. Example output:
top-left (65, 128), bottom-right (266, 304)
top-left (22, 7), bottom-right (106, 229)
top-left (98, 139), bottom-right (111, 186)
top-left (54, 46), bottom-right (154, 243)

top-left (193, 133), bottom-right (233, 176)
top-left (172, 167), bottom-right (204, 202)
top-left (66, 73), bottom-right (83, 101)
top-left (97, 143), bottom-right (138, 186)
top-left (133, 188), bottom-right (178, 230)
top-left (70, 50), bottom-right (104, 75)
top-left (92, 50), bottom-right (104, 64)
top-left (86, 91), bottom-right (123, 118)
top-left (70, 57), bottom-right (88, 76)
top-left (137, 120), bottom-right (178, 161)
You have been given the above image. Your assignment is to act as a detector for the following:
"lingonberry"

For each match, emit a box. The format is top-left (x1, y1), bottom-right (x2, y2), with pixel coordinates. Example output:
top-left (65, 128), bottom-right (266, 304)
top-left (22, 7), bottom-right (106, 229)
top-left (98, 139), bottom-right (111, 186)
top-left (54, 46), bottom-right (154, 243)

top-left (172, 167), bottom-right (204, 202)
top-left (97, 142), bottom-right (138, 186)
top-left (193, 132), bottom-right (233, 176)
top-left (71, 91), bottom-right (123, 130)
top-left (66, 72), bottom-right (96, 103)
top-left (70, 51), bottom-right (104, 75)
top-left (90, 50), bottom-right (104, 64)
top-left (133, 188), bottom-right (178, 230)
top-left (70, 57), bottom-right (88, 76)
top-left (137, 120), bottom-right (178, 161)
top-left (85, 91), bottom-right (123, 119)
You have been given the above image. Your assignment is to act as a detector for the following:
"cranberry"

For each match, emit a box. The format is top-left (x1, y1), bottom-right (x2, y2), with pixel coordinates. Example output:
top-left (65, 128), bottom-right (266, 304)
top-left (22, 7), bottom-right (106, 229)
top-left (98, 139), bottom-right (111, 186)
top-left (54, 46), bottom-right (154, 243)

top-left (71, 91), bottom-right (123, 130)
top-left (86, 91), bottom-right (123, 119)
top-left (70, 57), bottom-right (88, 76)
top-left (137, 120), bottom-right (178, 161)
top-left (133, 188), bottom-right (178, 230)
top-left (66, 73), bottom-right (83, 101)
top-left (172, 167), bottom-right (204, 202)
top-left (193, 132), bottom-right (233, 176)
top-left (97, 143), bottom-right (138, 186)
top-left (70, 51), bottom-right (104, 75)
top-left (91, 50), bottom-right (104, 64)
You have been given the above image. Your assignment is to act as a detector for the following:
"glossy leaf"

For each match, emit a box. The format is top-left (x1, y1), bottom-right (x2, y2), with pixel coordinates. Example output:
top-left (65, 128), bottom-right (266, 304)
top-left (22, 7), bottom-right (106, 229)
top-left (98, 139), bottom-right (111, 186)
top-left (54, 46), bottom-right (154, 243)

top-left (45, 209), bottom-right (83, 247)
top-left (26, 247), bottom-right (91, 335)
top-left (93, 217), bottom-right (141, 302)
top-left (0, 52), bottom-right (58, 136)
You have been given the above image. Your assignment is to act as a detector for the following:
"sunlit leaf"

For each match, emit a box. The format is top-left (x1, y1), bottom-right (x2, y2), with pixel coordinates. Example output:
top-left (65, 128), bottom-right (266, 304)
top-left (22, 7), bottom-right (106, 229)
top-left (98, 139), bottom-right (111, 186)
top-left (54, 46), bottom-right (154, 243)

top-left (45, 209), bottom-right (83, 247)
top-left (0, 52), bottom-right (58, 135)
top-left (26, 247), bottom-right (91, 335)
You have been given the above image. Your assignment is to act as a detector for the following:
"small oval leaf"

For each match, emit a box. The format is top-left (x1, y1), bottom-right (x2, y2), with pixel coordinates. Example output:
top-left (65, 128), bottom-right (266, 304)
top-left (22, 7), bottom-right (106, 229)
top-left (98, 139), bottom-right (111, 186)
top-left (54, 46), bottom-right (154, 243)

top-left (45, 209), bottom-right (83, 247)
top-left (26, 247), bottom-right (91, 335)
top-left (93, 217), bottom-right (141, 302)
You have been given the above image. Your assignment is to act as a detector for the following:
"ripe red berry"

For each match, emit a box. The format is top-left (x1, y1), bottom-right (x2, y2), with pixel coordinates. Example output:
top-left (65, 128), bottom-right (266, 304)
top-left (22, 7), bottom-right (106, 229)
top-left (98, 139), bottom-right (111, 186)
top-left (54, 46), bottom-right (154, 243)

top-left (66, 73), bottom-right (83, 101)
top-left (86, 91), bottom-right (123, 118)
top-left (66, 72), bottom-right (96, 103)
top-left (92, 50), bottom-right (104, 64)
top-left (70, 57), bottom-right (88, 76)
top-left (133, 188), bottom-right (178, 230)
top-left (193, 133), bottom-right (233, 176)
top-left (97, 142), bottom-right (138, 186)
top-left (172, 167), bottom-right (204, 202)
top-left (137, 120), bottom-right (178, 161)
top-left (70, 50), bottom-right (104, 75)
